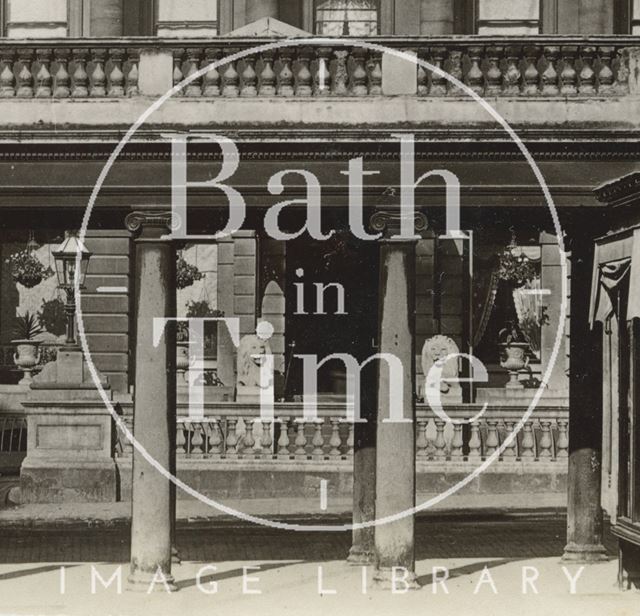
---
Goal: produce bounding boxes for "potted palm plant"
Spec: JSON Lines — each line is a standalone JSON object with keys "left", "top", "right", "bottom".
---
{"left": 12, "top": 311, "right": 43, "bottom": 384}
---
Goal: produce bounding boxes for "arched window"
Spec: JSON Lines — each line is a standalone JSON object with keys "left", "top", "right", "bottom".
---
{"left": 315, "top": 0, "right": 380, "bottom": 35}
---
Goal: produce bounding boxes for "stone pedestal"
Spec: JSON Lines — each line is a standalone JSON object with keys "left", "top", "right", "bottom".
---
{"left": 20, "top": 348, "right": 115, "bottom": 504}
{"left": 125, "top": 211, "right": 177, "bottom": 591}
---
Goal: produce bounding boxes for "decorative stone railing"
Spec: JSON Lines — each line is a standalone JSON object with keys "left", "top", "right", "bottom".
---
{"left": 115, "top": 402, "right": 569, "bottom": 466}
{"left": 0, "top": 36, "right": 637, "bottom": 100}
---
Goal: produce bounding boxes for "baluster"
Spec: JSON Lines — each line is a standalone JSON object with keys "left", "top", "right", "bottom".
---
{"left": 90, "top": 49, "right": 107, "bottom": 97}
{"left": 185, "top": 48, "right": 203, "bottom": 97}
{"left": 72, "top": 48, "right": 89, "bottom": 97}
{"left": 261, "top": 420, "right": 273, "bottom": 459}
{"left": 332, "top": 49, "right": 349, "bottom": 95}
{"left": 521, "top": 421, "right": 535, "bottom": 459}
{"left": 312, "top": 419, "right": 325, "bottom": 460}
{"left": 503, "top": 46, "right": 522, "bottom": 96}
{"left": 597, "top": 46, "right": 615, "bottom": 95}
{"left": 522, "top": 45, "right": 540, "bottom": 95}
{"left": 277, "top": 49, "right": 294, "bottom": 96}
{"left": 176, "top": 420, "right": 187, "bottom": 456}
{"left": 295, "top": 47, "right": 313, "bottom": 96}
{"left": 347, "top": 423, "right": 354, "bottom": 457}
{"left": 0, "top": 50, "right": 15, "bottom": 97}
{"left": 191, "top": 422, "right": 204, "bottom": 456}
{"left": 451, "top": 424, "right": 464, "bottom": 460}
{"left": 53, "top": 49, "right": 71, "bottom": 98}
{"left": 578, "top": 46, "right": 596, "bottom": 95}
{"left": 351, "top": 47, "right": 368, "bottom": 96}
{"left": 615, "top": 48, "right": 630, "bottom": 95}
{"left": 259, "top": 49, "right": 276, "bottom": 96}
{"left": 560, "top": 46, "right": 578, "bottom": 96}
{"left": 434, "top": 419, "right": 447, "bottom": 460}
{"left": 294, "top": 419, "right": 308, "bottom": 460}
{"left": 314, "top": 47, "right": 332, "bottom": 96}
{"left": 447, "top": 48, "right": 463, "bottom": 96}
{"left": 416, "top": 419, "right": 429, "bottom": 459}
{"left": 241, "top": 55, "right": 258, "bottom": 97}
{"left": 16, "top": 49, "right": 34, "bottom": 98}
{"left": 107, "top": 49, "right": 125, "bottom": 97}
{"left": 226, "top": 418, "right": 239, "bottom": 459}
{"left": 416, "top": 49, "right": 428, "bottom": 96}
{"left": 485, "top": 420, "right": 499, "bottom": 456}
{"left": 502, "top": 421, "right": 517, "bottom": 459}
{"left": 243, "top": 418, "right": 255, "bottom": 458}
{"left": 556, "top": 419, "right": 569, "bottom": 458}
{"left": 368, "top": 50, "right": 382, "bottom": 95}
{"left": 468, "top": 422, "right": 482, "bottom": 461}
{"left": 208, "top": 418, "right": 222, "bottom": 458}
{"left": 277, "top": 417, "right": 291, "bottom": 459}
{"left": 485, "top": 46, "right": 503, "bottom": 96}
{"left": 538, "top": 420, "right": 553, "bottom": 459}
{"left": 202, "top": 48, "right": 221, "bottom": 96}
{"left": 429, "top": 46, "right": 447, "bottom": 96}
{"left": 466, "top": 45, "right": 484, "bottom": 95}
{"left": 172, "top": 48, "right": 185, "bottom": 96}
{"left": 222, "top": 55, "right": 240, "bottom": 97}
{"left": 329, "top": 418, "right": 342, "bottom": 459}
{"left": 541, "top": 46, "right": 559, "bottom": 96}
{"left": 125, "top": 49, "right": 139, "bottom": 97}
{"left": 35, "top": 48, "right": 52, "bottom": 98}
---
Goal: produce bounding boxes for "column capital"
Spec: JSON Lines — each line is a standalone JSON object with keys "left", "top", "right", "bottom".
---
{"left": 370, "top": 210, "right": 428, "bottom": 240}
{"left": 125, "top": 211, "right": 175, "bottom": 239}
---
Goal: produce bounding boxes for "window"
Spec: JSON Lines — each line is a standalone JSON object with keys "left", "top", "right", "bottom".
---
{"left": 477, "top": 0, "right": 540, "bottom": 34}
{"left": 315, "top": 0, "right": 379, "bottom": 36}
{"left": 3, "top": 0, "right": 68, "bottom": 38}
{"left": 634, "top": 0, "right": 640, "bottom": 33}
{"left": 156, "top": 0, "right": 218, "bottom": 37}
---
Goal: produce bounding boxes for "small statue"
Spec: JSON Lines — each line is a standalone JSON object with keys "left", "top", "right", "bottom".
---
{"left": 236, "top": 334, "right": 273, "bottom": 402}
{"left": 420, "top": 335, "right": 462, "bottom": 402}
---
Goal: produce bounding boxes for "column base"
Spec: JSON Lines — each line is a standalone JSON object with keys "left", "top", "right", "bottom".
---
{"left": 171, "top": 546, "right": 182, "bottom": 565}
{"left": 346, "top": 545, "right": 376, "bottom": 566}
{"left": 127, "top": 570, "right": 177, "bottom": 593}
{"left": 562, "top": 541, "right": 609, "bottom": 563}
{"left": 373, "top": 567, "right": 420, "bottom": 590}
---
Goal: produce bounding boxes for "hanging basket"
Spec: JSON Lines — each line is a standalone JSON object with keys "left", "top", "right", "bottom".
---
{"left": 6, "top": 250, "right": 48, "bottom": 288}
{"left": 176, "top": 255, "right": 203, "bottom": 290}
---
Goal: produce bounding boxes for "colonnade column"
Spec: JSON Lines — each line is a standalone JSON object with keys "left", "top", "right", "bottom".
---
{"left": 125, "top": 211, "right": 177, "bottom": 590}
{"left": 371, "top": 210, "right": 426, "bottom": 588}
{"left": 563, "top": 227, "right": 607, "bottom": 563}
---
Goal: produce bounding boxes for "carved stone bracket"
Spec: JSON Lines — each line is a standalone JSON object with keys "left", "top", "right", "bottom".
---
{"left": 369, "top": 210, "right": 428, "bottom": 239}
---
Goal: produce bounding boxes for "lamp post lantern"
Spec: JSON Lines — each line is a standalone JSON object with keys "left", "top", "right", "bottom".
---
{"left": 52, "top": 232, "right": 92, "bottom": 347}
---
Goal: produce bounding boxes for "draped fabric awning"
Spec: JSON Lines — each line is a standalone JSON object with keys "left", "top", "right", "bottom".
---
{"left": 590, "top": 228, "right": 640, "bottom": 326}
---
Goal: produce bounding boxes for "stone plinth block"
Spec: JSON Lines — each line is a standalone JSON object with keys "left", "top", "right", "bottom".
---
{"left": 20, "top": 401, "right": 116, "bottom": 503}
{"left": 19, "top": 349, "right": 115, "bottom": 504}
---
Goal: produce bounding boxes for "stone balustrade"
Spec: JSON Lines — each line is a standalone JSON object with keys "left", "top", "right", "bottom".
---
{"left": 0, "top": 36, "right": 637, "bottom": 100}
{"left": 114, "top": 402, "right": 569, "bottom": 467}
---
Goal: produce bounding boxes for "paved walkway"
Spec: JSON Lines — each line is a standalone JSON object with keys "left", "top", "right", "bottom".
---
{"left": 0, "top": 515, "right": 635, "bottom": 616}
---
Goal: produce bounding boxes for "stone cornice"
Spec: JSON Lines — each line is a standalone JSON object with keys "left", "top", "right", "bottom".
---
{"left": 1, "top": 134, "right": 640, "bottom": 163}
{"left": 594, "top": 172, "right": 640, "bottom": 205}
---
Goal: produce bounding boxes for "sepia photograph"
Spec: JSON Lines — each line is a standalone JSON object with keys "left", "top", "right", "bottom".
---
{"left": 0, "top": 1, "right": 639, "bottom": 614}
